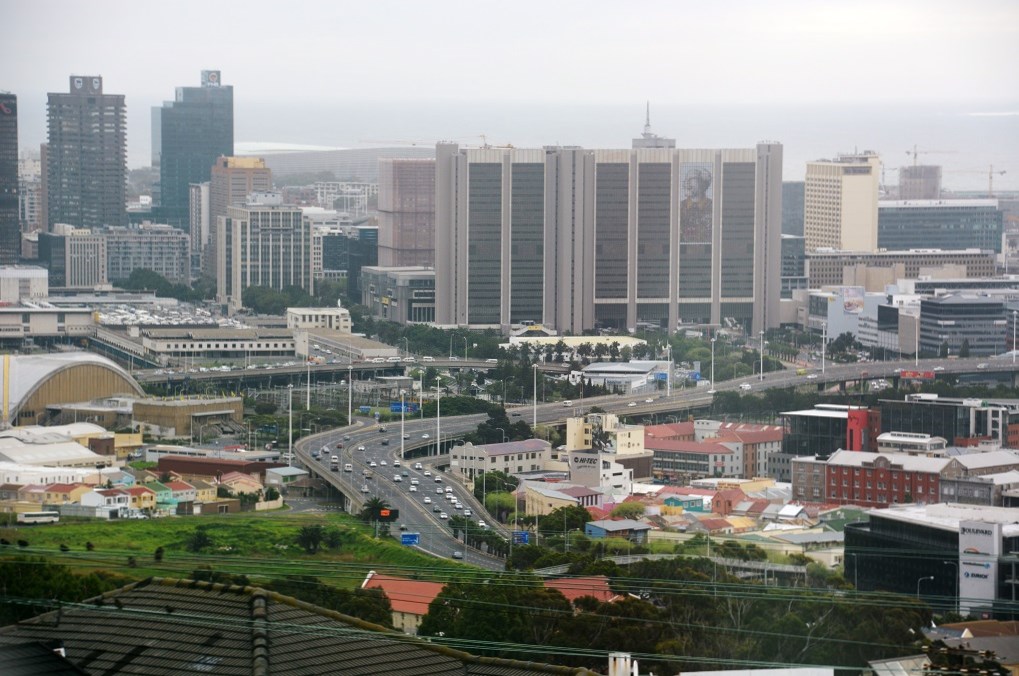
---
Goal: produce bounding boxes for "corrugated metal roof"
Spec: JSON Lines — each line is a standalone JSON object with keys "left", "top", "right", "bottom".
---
{"left": 0, "top": 578, "right": 597, "bottom": 675}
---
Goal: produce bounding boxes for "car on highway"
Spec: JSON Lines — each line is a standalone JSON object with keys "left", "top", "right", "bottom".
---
{"left": 477, "top": 520, "right": 487, "bottom": 528}
{"left": 410, "top": 478, "right": 419, "bottom": 485}
{"left": 464, "top": 509, "right": 472, "bottom": 517}
{"left": 433, "top": 505, "right": 442, "bottom": 512}
{"left": 436, "top": 487, "right": 444, "bottom": 494}
{"left": 807, "top": 374, "right": 818, "bottom": 379}
{"left": 414, "top": 462, "right": 423, "bottom": 470}
{"left": 423, "top": 470, "right": 431, "bottom": 476}
{"left": 343, "top": 435, "right": 351, "bottom": 441}
{"left": 393, "top": 460, "right": 400, "bottom": 467}
{"left": 454, "top": 503, "right": 462, "bottom": 510}
{"left": 357, "top": 445, "right": 366, "bottom": 452}
{"left": 933, "top": 366, "right": 945, "bottom": 371}
{"left": 434, "top": 476, "right": 442, "bottom": 483}
{"left": 369, "top": 461, "right": 377, "bottom": 468}
{"left": 645, "top": 398, "right": 654, "bottom": 403}
{"left": 627, "top": 402, "right": 637, "bottom": 407}
{"left": 380, "top": 426, "right": 388, "bottom": 432}
{"left": 739, "top": 383, "right": 752, "bottom": 391}
{"left": 361, "top": 485, "right": 370, "bottom": 493}
{"left": 393, "top": 475, "right": 401, "bottom": 482}
{"left": 978, "top": 363, "right": 988, "bottom": 369}
{"left": 423, "top": 496, "right": 432, "bottom": 504}
{"left": 439, "top": 512, "right": 448, "bottom": 520}
{"left": 404, "top": 434, "right": 411, "bottom": 440}
{"left": 452, "top": 550, "right": 464, "bottom": 559}
{"left": 381, "top": 438, "right": 389, "bottom": 446}
{"left": 409, "top": 485, "right": 417, "bottom": 492}
{"left": 421, "top": 433, "right": 430, "bottom": 439}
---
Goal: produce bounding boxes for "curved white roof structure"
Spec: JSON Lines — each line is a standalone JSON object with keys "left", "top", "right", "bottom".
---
{"left": 1, "top": 353, "right": 143, "bottom": 427}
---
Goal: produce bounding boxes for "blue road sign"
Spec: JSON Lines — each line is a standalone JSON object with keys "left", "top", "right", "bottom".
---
{"left": 512, "top": 531, "right": 529, "bottom": 545}
{"left": 401, "top": 532, "right": 420, "bottom": 546}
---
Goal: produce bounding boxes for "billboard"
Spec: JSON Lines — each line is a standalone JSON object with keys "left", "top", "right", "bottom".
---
{"left": 958, "top": 520, "right": 1001, "bottom": 614}
{"left": 897, "top": 370, "right": 935, "bottom": 380}
{"left": 680, "top": 163, "right": 713, "bottom": 244}
{"left": 841, "top": 287, "right": 865, "bottom": 315}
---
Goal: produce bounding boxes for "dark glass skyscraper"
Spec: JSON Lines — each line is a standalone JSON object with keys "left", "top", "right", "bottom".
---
{"left": 158, "top": 70, "right": 233, "bottom": 230}
{"left": 0, "top": 93, "right": 17, "bottom": 264}
{"left": 46, "top": 76, "right": 127, "bottom": 229}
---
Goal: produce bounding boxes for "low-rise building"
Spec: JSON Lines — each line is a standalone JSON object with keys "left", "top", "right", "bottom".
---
{"left": 584, "top": 519, "right": 651, "bottom": 543}
{"left": 285, "top": 306, "right": 352, "bottom": 333}
{"left": 123, "top": 485, "right": 156, "bottom": 512}
{"left": 449, "top": 439, "right": 551, "bottom": 483}
{"left": 43, "top": 482, "right": 92, "bottom": 505}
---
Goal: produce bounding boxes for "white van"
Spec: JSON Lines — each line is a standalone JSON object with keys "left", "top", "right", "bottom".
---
{"left": 422, "top": 356, "right": 434, "bottom": 362}
{"left": 343, "top": 463, "right": 353, "bottom": 472}
{"left": 330, "top": 455, "right": 339, "bottom": 465}
{"left": 562, "top": 400, "right": 573, "bottom": 407}
{"left": 739, "top": 383, "right": 752, "bottom": 392}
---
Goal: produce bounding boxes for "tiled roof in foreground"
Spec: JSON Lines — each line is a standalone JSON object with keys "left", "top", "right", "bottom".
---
{"left": 0, "top": 577, "right": 597, "bottom": 676}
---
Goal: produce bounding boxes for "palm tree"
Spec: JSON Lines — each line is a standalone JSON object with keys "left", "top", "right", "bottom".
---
{"left": 359, "top": 496, "right": 391, "bottom": 523}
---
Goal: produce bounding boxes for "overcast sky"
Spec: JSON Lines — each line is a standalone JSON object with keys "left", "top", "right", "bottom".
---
{"left": 6, "top": 0, "right": 1019, "bottom": 178}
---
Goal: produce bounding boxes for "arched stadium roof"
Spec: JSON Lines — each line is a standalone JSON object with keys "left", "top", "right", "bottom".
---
{"left": 1, "top": 353, "right": 143, "bottom": 426}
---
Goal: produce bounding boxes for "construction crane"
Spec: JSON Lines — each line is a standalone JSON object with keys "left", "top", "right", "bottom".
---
{"left": 944, "top": 165, "right": 1008, "bottom": 197}
{"left": 905, "top": 145, "right": 957, "bottom": 166}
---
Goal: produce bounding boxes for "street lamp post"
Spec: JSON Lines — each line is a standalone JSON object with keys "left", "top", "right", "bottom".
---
{"left": 915, "top": 314, "right": 920, "bottom": 367}
{"left": 402, "top": 337, "right": 410, "bottom": 357}
{"left": 666, "top": 343, "right": 672, "bottom": 397}
{"left": 287, "top": 384, "right": 294, "bottom": 467}
{"left": 709, "top": 337, "right": 716, "bottom": 394}
{"left": 449, "top": 334, "right": 454, "bottom": 359}
{"left": 306, "top": 360, "right": 311, "bottom": 411}
{"left": 943, "top": 561, "right": 958, "bottom": 616}
{"left": 435, "top": 380, "right": 442, "bottom": 457}
{"left": 463, "top": 336, "right": 469, "bottom": 361}
{"left": 347, "top": 365, "right": 353, "bottom": 425}
{"left": 916, "top": 575, "right": 934, "bottom": 601}
{"left": 759, "top": 330, "right": 765, "bottom": 381}
{"left": 532, "top": 364, "right": 538, "bottom": 427}
{"left": 496, "top": 428, "right": 507, "bottom": 443}
{"left": 821, "top": 321, "right": 827, "bottom": 375}
{"left": 400, "top": 389, "right": 406, "bottom": 460}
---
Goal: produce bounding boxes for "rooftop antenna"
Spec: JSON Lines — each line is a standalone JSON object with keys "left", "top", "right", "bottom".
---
{"left": 644, "top": 101, "right": 651, "bottom": 136}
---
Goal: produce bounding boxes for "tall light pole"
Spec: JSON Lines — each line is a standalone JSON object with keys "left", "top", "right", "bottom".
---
{"left": 402, "top": 337, "right": 409, "bottom": 357}
{"left": 435, "top": 379, "right": 442, "bottom": 457}
{"left": 496, "top": 428, "right": 507, "bottom": 443}
{"left": 463, "top": 336, "right": 469, "bottom": 361}
{"left": 533, "top": 364, "right": 538, "bottom": 427}
{"left": 709, "top": 337, "right": 716, "bottom": 394}
{"left": 821, "top": 321, "right": 827, "bottom": 375}
{"left": 347, "top": 364, "right": 353, "bottom": 425}
{"left": 943, "top": 561, "right": 958, "bottom": 616}
{"left": 306, "top": 360, "right": 311, "bottom": 411}
{"left": 287, "top": 384, "right": 294, "bottom": 467}
{"left": 400, "top": 389, "right": 406, "bottom": 460}
{"left": 666, "top": 343, "right": 672, "bottom": 397}
{"left": 759, "top": 330, "right": 765, "bottom": 381}
{"left": 916, "top": 575, "right": 934, "bottom": 601}
{"left": 449, "top": 334, "right": 454, "bottom": 359}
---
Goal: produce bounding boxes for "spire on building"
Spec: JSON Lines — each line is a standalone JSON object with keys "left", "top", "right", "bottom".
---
{"left": 632, "top": 102, "right": 675, "bottom": 149}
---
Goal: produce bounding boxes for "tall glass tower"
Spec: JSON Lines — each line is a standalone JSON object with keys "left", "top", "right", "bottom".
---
{"left": 158, "top": 70, "right": 233, "bottom": 230}
{"left": 0, "top": 93, "right": 17, "bottom": 264}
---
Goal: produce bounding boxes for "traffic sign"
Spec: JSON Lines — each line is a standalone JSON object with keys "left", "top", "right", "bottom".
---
{"left": 401, "top": 532, "right": 420, "bottom": 546}
{"left": 512, "top": 531, "right": 529, "bottom": 545}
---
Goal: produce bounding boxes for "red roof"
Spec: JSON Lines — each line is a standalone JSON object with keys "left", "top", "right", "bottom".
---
{"left": 164, "top": 481, "right": 194, "bottom": 491}
{"left": 698, "top": 518, "right": 732, "bottom": 531}
{"left": 544, "top": 576, "right": 620, "bottom": 604}
{"left": 125, "top": 486, "right": 155, "bottom": 496}
{"left": 44, "top": 483, "right": 84, "bottom": 493}
{"left": 644, "top": 422, "right": 696, "bottom": 439}
{"left": 586, "top": 505, "right": 610, "bottom": 520}
{"left": 362, "top": 573, "right": 445, "bottom": 617}
{"left": 644, "top": 439, "right": 733, "bottom": 454}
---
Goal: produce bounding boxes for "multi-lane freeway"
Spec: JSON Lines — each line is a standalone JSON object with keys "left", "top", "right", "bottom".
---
{"left": 291, "top": 355, "right": 1017, "bottom": 568}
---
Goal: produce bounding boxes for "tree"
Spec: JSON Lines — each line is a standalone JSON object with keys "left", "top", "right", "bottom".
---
{"left": 359, "top": 496, "right": 391, "bottom": 523}
{"left": 958, "top": 339, "right": 971, "bottom": 358}
{"left": 484, "top": 492, "right": 516, "bottom": 523}
{"left": 610, "top": 502, "right": 646, "bottom": 520}
{"left": 472, "top": 470, "right": 519, "bottom": 501}
{"left": 185, "top": 526, "right": 213, "bottom": 552}
{"left": 296, "top": 525, "right": 324, "bottom": 554}
{"left": 153, "top": 546, "right": 165, "bottom": 562}
{"left": 264, "top": 486, "right": 280, "bottom": 501}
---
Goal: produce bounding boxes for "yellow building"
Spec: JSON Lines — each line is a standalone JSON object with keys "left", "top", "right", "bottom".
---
{"left": 44, "top": 483, "right": 92, "bottom": 505}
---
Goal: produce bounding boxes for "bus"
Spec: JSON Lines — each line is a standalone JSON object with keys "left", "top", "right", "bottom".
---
{"left": 17, "top": 511, "right": 60, "bottom": 525}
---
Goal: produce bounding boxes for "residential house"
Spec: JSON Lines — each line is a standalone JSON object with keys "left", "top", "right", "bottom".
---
{"left": 362, "top": 572, "right": 446, "bottom": 635}
{"left": 124, "top": 485, "right": 157, "bottom": 512}
{"left": 0, "top": 484, "right": 21, "bottom": 502}
{"left": 142, "top": 481, "right": 176, "bottom": 513}
{"left": 188, "top": 479, "right": 217, "bottom": 503}
{"left": 44, "top": 483, "right": 92, "bottom": 505}
{"left": 219, "top": 471, "right": 264, "bottom": 496}
{"left": 164, "top": 480, "right": 197, "bottom": 515}
{"left": 711, "top": 488, "right": 747, "bottom": 516}
{"left": 584, "top": 519, "right": 651, "bottom": 543}
{"left": 543, "top": 575, "right": 623, "bottom": 606}
{"left": 17, "top": 484, "right": 47, "bottom": 504}
{"left": 80, "top": 488, "right": 131, "bottom": 517}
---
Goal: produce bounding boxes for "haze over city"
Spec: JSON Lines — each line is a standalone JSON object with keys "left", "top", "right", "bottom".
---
{"left": 7, "top": 0, "right": 1019, "bottom": 188}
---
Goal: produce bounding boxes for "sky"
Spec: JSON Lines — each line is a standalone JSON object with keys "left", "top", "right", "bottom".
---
{"left": 5, "top": 0, "right": 1019, "bottom": 186}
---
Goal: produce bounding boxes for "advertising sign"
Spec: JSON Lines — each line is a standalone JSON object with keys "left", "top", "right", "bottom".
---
{"left": 898, "top": 370, "right": 935, "bottom": 380}
{"left": 401, "top": 532, "right": 420, "bottom": 546}
{"left": 680, "top": 163, "right": 713, "bottom": 244}
{"left": 958, "top": 520, "right": 1001, "bottom": 614}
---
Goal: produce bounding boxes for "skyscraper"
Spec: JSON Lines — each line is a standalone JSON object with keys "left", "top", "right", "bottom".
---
{"left": 377, "top": 158, "right": 435, "bottom": 266}
{"left": 157, "top": 70, "right": 233, "bottom": 230}
{"left": 0, "top": 93, "right": 17, "bottom": 265}
{"left": 205, "top": 156, "right": 272, "bottom": 278}
{"left": 435, "top": 142, "right": 783, "bottom": 334}
{"left": 46, "top": 76, "right": 127, "bottom": 229}
{"left": 803, "top": 152, "right": 880, "bottom": 252}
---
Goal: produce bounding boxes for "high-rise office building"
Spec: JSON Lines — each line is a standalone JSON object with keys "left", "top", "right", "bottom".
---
{"left": 804, "top": 152, "right": 880, "bottom": 252}
{"left": 899, "top": 165, "right": 941, "bottom": 200}
{"left": 878, "top": 199, "right": 1002, "bottom": 252}
{"left": 435, "top": 142, "right": 783, "bottom": 334}
{"left": 216, "top": 194, "right": 312, "bottom": 313}
{"left": 157, "top": 70, "right": 233, "bottom": 230}
{"left": 38, "top": 224, "right": 108, "bottom": 288}
{"left": 104, "top": 223, "right": 190, "bottom": 284}
{"left": 188, "top": 182, "right": 210, "bottom": 270}
{"left": 46, "top": 76, "right": 127, "bottom": 229}
{"left": 0, "top": 93, "right": 17, "bottom": 265}
{"left": 377, "top": 158, "right": 435, "bottom": 266}
{"left": 206, "top": 156, "right": 272, "bottom": 278}
{"left": 782, "top": 181, "right": 804, "bottom": 236}
{"left": 918, "top": 295, "right": 1005, "bottom": 357}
